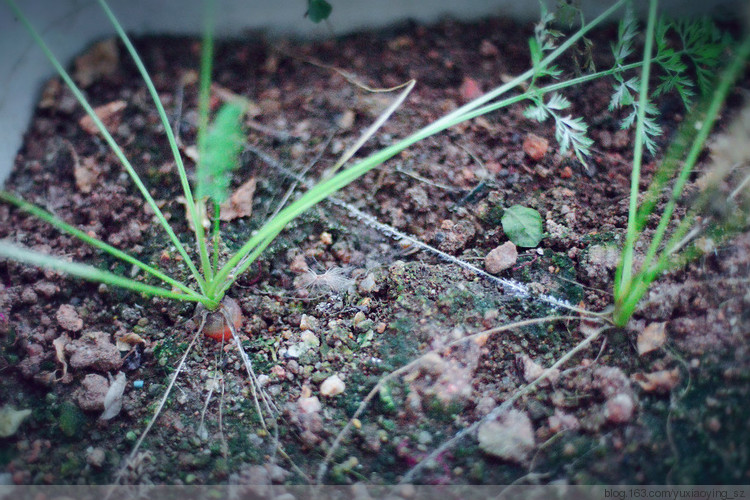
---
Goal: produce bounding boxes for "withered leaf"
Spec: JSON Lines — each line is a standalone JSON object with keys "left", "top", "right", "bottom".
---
{"left": 637, "top": 321, "right": 666, "bottom": 355}
{"left": 52, "top": 334, "right": 70, "bottom": 382}
{"left": 79, "top": 100, "right": 127, "bottom": 135}
{"left": 220, "top": 178, "right": 256, "bottom": 221}
{"left": 632, "top": 368, "right": 680, "bottom": 393}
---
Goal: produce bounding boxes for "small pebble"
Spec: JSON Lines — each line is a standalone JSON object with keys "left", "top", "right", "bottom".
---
{"left": 86, "top": 447, "right": 106, "bottom": 468}
{"left": 605, "top": 393, "right": 635, "bottom": 424}
{"left": 352, "top": 311, "right": 367, "bottom": 328}
{"left": 320, "top": 374, "right": 346, "bottom": 397}
{"left": 485, "top": 242, "right": 518, "bottom": 274}
{"left": 523, "top": 133, "right": 549, "bottom": 161}
{"left": 56, "top": 304, "right": 83, "bottom": 332}
{"left": 77, "top": 374, "right": 109, "bottom": 411}
{"left": 298, "top": 396, "right": 322, "bottom": 414}
{"left": 358, "top": 274, "right": 377, "bottom": 294}
{"left": 477, "top": 409, "right": 535, "bottom": 464}
{"left": 459, "top": 77, "right": 482, "bottom": 101}
{"left": 299, "top": 314, "right": 318, "bottom": 331}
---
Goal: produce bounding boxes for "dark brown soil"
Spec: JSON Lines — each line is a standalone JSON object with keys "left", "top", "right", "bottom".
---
{"left": 1, "top": 13, "right": 749, "bottom": 487}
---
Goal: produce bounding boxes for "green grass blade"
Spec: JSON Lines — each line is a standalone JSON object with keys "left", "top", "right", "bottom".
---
{"left": 416, "top": 0, "right": 627, "bottom": 138}
{"left": 5, "top": 0, "right": 206, "bottom": 293}
{"left": 195, "top": 0, "right": 217, "bottom": 280}
{"left": 94, "top": 0, "right": 212, "bottom": 288}
{"left": 0, "top": 191, "right": 203, "bottom": 301}
{"left": 0, "top": 241, "right": 203, "bottom": 303}
{"left": 326, "top": 79, "right": 415, "bottom": 176}
{"left": 210, "top": 0, "right": 628, "bottom": 295}
{"left": 638, "top": 34, "right": 750, "bottom": 278}
{"left": 612, "top": 33, "right": 750, "bottom": 326}
{"left": 614, "top": 0, "right": 658, "bottom": 302}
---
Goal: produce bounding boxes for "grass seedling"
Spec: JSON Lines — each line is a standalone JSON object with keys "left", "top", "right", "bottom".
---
{"left": 0, "top": 0, "right": 633, "bottom": 314}
{"left": 612, "top": 0, "right": 750, "bottom": 326}
{"left": 3, "top": 0, "right": 729, "bottom": 323}
{"left": 2, "top": 0, "right": 747, "bottom": 484}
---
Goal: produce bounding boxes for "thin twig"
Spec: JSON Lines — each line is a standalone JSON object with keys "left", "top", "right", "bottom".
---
{"left": 109, "top": 317, "right": 205, "bottom": 491}
{"left": 397, "top": 324, "right": 607, "bottom": 485}
{"left": 314, "top": 315, "right": 586, "bottom": 485}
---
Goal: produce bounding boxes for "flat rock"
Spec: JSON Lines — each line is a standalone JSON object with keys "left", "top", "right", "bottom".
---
{"left": 77, "top": 373, "right": 109, "bottom": 411}
{"left": 485, "top": 241, "right": 518, "bottom": 274}
{"left": 65, "top": 331, "right": 122, "bottom": 372}
{"left": 477, "top": 409, "right": 535, "bottom": 463}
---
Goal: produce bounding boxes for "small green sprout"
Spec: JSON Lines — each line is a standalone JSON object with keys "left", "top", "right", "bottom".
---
{"left": 1, "top": 0, "right": 741, "bottom": 334}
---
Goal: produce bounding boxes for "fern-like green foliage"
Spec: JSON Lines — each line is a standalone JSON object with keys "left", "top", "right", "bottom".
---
{"left": 523, "top": 0, "right": 729, "bottom": 161}
{"left": 524, "top": 93, "right": 594, "bottom": 164}
{"left": 609, "top": 6, "right": 729, "bottom": 154}
{"left": 196, "top": 101, "right": 247, "bottom": 204}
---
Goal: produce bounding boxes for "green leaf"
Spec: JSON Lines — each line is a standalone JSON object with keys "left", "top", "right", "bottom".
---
{"left": 196, "top": 101, "right": 247, "bottom": 204}
{"left": 501, "top": 205, "right": 544, "bottom": 247}
{"left": 546, "top": 92, "right": 570, "bottom": 111}
{"left": 612, "top": 4, "right": 638, "bottom": 64}
{"left": 524, "top": 102, "right": 548, "bottom": 122}
{"left": 307, "top": 0, "right": 332, "bottom": 23}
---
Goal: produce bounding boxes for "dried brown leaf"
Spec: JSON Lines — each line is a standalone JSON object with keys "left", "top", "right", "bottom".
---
{"left": 74, "top": 38, "right": 119, "bottom": 88}
{"left": 74, "top": 156, "right": 101, "bottom": 194}
{"left": 632, "top": 368, "right": 680, "bottom": 393}
{"left": 115, "top": 332, "right": 146, "bottom": 351}
{"left": 219, "top": 178, "right": 256, "bottom": 221}
{"left": 52, "top": 334, "right": 70, "bottom": 382}
{"left": 78, "top": 100, "right": 127, "bottom": 135}
{"left": 637, "top": 322, "right": 666, "bottom": 355}
{"left": 100, "top": 372, "right": 127, "bottom": 421}
{"left": 211, "top": 83, "right": 261, "bottom": 117}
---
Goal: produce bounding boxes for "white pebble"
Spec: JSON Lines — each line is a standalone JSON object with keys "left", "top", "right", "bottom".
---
{"left": 320, "top": 374, "right": 346, "bottom": 397}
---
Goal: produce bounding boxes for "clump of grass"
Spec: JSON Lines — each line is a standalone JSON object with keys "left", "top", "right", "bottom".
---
{"left": 612, "top": 1, "right": 750, "bottom": 326}
{"left": 4, "top": 0, "right": 726, "bottom": 323}
{"left": 2, "top": 0, "right": 747, "bottom": 484}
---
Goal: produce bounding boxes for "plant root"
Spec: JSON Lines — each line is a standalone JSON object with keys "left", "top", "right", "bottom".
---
{"left": 397, "top": 321, "right": 608, "bottom": 485}
{"left": 107, "top": 316, "right": 206, "bottom": 493}
{"left": 196, "top": 296, "right": 243, "bottom": 341}
{"left": 314, "top": 314, "right": 587, "bottom": 486}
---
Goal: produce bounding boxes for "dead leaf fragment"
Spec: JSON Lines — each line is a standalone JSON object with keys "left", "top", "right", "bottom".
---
{"left": 219, "top": 178, "right": 256, "bottom": 221}
{"left": 79, "top": 100, "right": 127, "bottom": 135}
{"left": 100, "top": 372, "right": 127, "bottom": 421}
{"left": 52, "top": 334, "right": 70, "bottom": 382}
{"left": 637, "top": 322, "right": 667, "bottom": 355}
{"left": 632, "top": 368, "right": 680, "bottom": 393}
{"left": 211, "top": 83, "right": 261, "bottom": 117}
{"left": 177, "top": 196, "right": 210, "bottom": 231}
{"left": 74, "top": 156, "right": 101, "bottom": 193}
{"left": 182, "top": 144, "right": 200, "bottom": 163}
{"left": 0, "top": 405, "right": 32, "bottom": 437}
{"left": 39, "top": 78, "right": 62, "bottom": 109}
{"left": 74, "top": 38, "right": 119, "bottom": 88}
{"left": 115, "top": 332, "right": 146, "bottom": 352}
